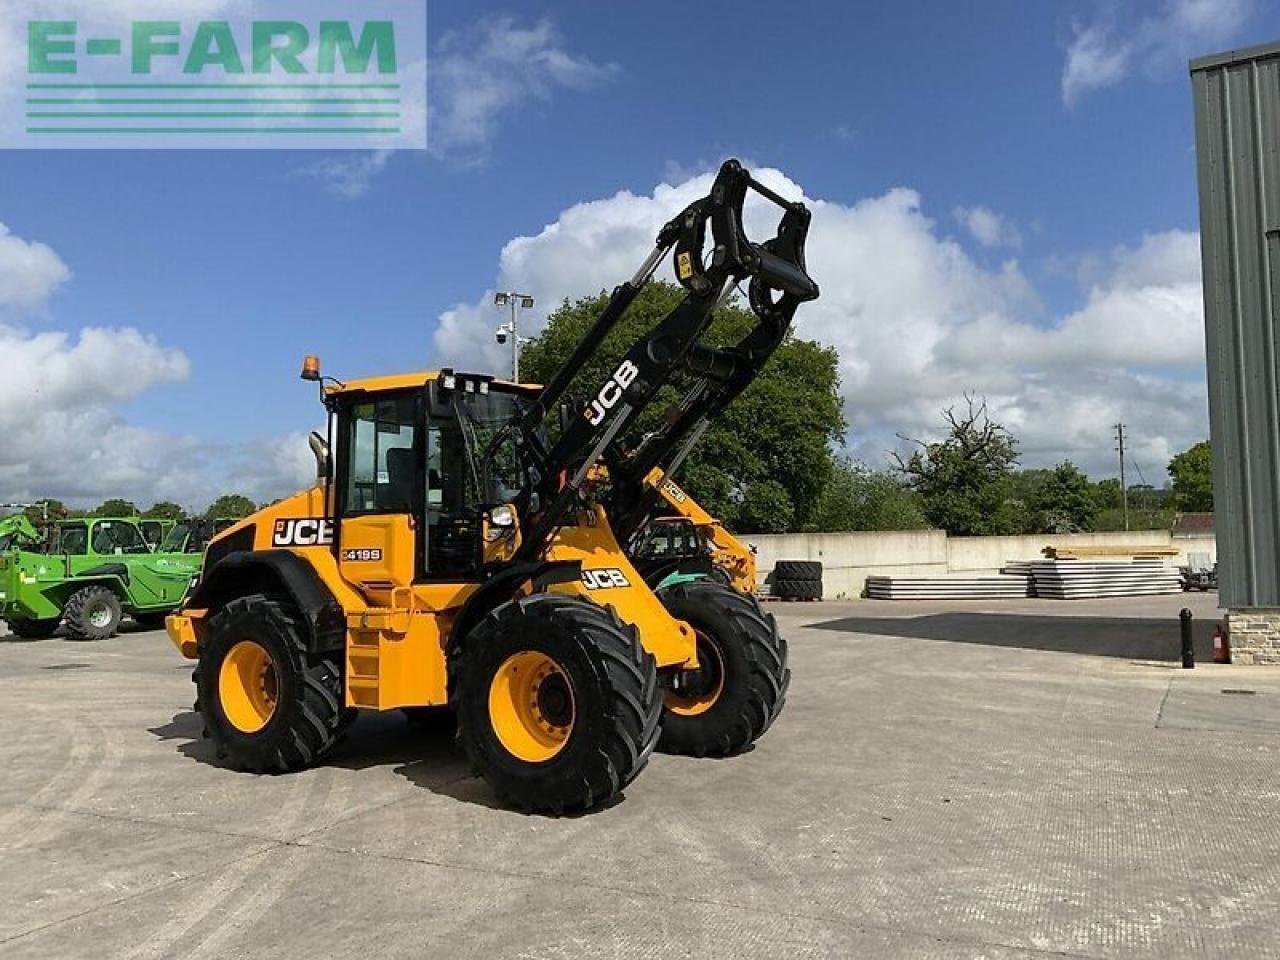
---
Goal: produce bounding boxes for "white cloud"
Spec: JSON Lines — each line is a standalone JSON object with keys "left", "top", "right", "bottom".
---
{"left": 0, "top": 323, "right": 190, "bottom": 500}
{"left": 300, "top": 17, "right": 607, "bottom": 195}
{"left": 296, "top": 55, "right": 428, "bottom": 197}
{"left": 430, "top": 16, "right": 619, "bottom": 159}
{"left": 0, "top": 322, "right": 319, "bottom": 509}
{"left": 0, "top": 223, "right": 71, "bottom": 310}
{"left": 954, "top": 205, "right": 1022, "bottom": 249}
{"left": 297, "top": 150, "right": 393, "bottom": 198}
{"left": 429, "top": 165, "right": 1207, "bottom": 479}
{"left": 0, "top": 219, "right": 317, "bottom": 510}
{"left": 1062, "top": 0, "right": 1255, "bottom": 105}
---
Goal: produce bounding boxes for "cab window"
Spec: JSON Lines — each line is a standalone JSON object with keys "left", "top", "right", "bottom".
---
{"left": 91, "top": 521, "right": 150, "bottom": 555}
{"left": 58, "top": 526, "right": 88, "bottom": 555}
{"left": 345, "top": 395, "right": 419, "bottom": 514}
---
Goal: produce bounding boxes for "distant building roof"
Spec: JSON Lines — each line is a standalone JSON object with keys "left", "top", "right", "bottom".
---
{"left": 1171, "top": 512, "right": 1215, "bottom": 536}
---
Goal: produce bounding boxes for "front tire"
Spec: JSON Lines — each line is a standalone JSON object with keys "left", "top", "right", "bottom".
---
{"left": 6, "top": 617, "right": 60, "bottom": 639}
{"left": 656, "top": 580, "right": 789, "bottom": 757}
{"left": 63, "top": 586, "right": 122, "bottom": 640}
{"left": 195, "top": 594, "right": 345, "bottom": 774}
{"left": 453, "top": 594, "right": 661, "bottom": 814}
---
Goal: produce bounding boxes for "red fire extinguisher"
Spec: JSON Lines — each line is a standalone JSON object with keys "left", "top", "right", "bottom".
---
{"left": 1213, "top": 623, "right": 1231, "bottom": 664}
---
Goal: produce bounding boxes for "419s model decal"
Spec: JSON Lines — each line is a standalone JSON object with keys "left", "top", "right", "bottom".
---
{"left": 342, "top": 548, "right": 383, "bottom": 562}
{"left": 272, "top": 518, "right": 334, "bottom": 547}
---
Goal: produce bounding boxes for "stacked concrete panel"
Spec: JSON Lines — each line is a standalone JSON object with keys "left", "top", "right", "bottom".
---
{"left": 1027, "top": 558, "right": 1182, "bottom": 599}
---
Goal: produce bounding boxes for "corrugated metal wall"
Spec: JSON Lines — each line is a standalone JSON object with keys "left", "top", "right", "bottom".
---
{"left": 1192, "top": 42, "right": 1280, "bottom": 608}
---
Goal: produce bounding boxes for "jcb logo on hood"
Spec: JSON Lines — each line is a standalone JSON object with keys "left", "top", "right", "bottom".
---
{"left": 585, "top": 359, "right": 640, "bottom": 426}
{"left": 581, "top": 567, "right": 630, "bottom": 590}
{"left": 272, "top": 518, "right": 333, "bottom": 547}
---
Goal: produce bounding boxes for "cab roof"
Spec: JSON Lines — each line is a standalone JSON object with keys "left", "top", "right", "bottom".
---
{"left": 323, "top": 370, "right": 539, "bottom": 397}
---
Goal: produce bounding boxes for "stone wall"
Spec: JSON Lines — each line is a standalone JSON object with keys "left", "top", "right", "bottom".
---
{"left": 1226, "top": 609, "right": 1280, "bottom": 664}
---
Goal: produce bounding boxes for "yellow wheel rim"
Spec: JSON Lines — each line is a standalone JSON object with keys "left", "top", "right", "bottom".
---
{"left": 665, "top": 631, "right": 725, "bottom": 717}
{"left": 219, "top": 640, "right": 279, "bottom": 734}
{"left": 488, "top": 650, "right": 575, "bottom": 763}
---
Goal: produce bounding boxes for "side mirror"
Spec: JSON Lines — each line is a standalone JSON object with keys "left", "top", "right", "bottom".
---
{"left": 308, "top": 432, "right": 330, "bottom": 482}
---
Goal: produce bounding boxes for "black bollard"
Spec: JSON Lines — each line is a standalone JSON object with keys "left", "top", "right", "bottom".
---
{"left": 1180, "top": 608, "right": 1195, "bottom": 669}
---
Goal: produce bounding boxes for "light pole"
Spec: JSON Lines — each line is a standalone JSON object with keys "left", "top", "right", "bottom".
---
{"left": 494, "top": 292, "right": 535, "bottom": 382}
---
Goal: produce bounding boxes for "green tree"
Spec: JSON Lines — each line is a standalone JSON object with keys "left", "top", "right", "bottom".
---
{"left": 143, "top": 501, "right": 186, "bottom": 522}
{"left": 1030, "top": 461, "right": 1098, "bottom": 533}
{"left": 22, "top": 499, "right": 73, "bottom": 524}
{"left": 520, "top": 281, "right": 846, "bottom": 533}
{"left": 92, "top": 498, "right": 138, "bottom": 517}
{"left": 205, "top": 494, "right": 257, "bottom": 519}
{"left": 1091, "top": 477, "right": 1124, "bottom": 512}
{"left": 736, "top": 479, "right": 795, "bottom": 534}
{"left": 813, "top": 457, "right": 928, "bottom": 531}
{"left": 893, "top": 397, "right": 1021, "bottom": 536}
{"left": 1168, "top": 441, "right": 1213, "bottom": 511}
{"left": 1004, "top": 468, "right": 1053, "bottom": 533}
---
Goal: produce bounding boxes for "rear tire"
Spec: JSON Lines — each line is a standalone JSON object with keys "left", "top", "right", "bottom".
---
{"left": 773, "top": 578, "right": 822, "bottom": 601}
{"left": 453, "top": 594, "right": 661, "bottom": 814}
{"left": 133, "top": 611, "right": 169, "bottom": 629}
{"left": 708, "top": 565, "right": 733, "bottom": 586}
{"left": 773, "top": 560, "right": 822, "bottom": 581}
{"left": 656, "top": 580, "right": 789, "bottom": 757}
{"left": 6, "top": 617, "right": 60, "bottom": 639}
{"left": 195, "top": 594, "right": 345, "bottom": 774}
{"left": 63, "top": 586, "right": 122, "bottom": 640}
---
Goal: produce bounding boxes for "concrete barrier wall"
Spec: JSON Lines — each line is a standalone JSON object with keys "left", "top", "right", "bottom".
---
{"left": 746, "top": 528, "right": 1218, "bottom": 600}
{"left": 750, "top": 530, "right": 947, "bottom": 600}
{"left": 946, "top": 530, "right": 1176, "bottom": 573}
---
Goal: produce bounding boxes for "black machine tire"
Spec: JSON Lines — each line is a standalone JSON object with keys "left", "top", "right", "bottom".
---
{"left": 772, "top": 578, "right": 822, "bottom": 601}
{"left": 453, "top": 593, "right": 661, "bottom": 814}
{"left": 133, "top": 610, "right": 170, "bottom": 629}
{"left": 773, "top": 560, "right": 822, "bottom": 581}
{"left": 63, "top": 585, "right": 123, "bottom": 640}
{"left": 655, "top": 580, "right": 789, "bottom": 757}
{"left": 195, "top": 594, "right": 345, "bottom": 774}
{"left": 708, "top": 565, "right": 733, "bottom": 586}
{"left": 6, "top": 617, "right": 60, "bottom": 639}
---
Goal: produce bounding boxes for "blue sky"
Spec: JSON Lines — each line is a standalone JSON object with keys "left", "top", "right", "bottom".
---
{"left": 1, "top": 0, "right": 1278, "bottom": 508}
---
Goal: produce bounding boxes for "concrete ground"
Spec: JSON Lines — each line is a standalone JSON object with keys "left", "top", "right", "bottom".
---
{"left": 2, "top": 590, "right": 1278, "bottom": 959}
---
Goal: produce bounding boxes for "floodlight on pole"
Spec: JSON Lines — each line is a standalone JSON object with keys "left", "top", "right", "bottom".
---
{"left": 493, "top": 291, "right": 535, "bottom": 382}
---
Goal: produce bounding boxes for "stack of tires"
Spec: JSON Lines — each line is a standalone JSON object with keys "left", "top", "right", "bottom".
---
{"left": 771, "top": 560, "right": 823, "bottom": 601}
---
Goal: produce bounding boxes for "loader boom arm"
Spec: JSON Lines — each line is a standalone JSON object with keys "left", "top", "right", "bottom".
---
{"left": 511, "top": 159, "right": 818, "bottom": 564}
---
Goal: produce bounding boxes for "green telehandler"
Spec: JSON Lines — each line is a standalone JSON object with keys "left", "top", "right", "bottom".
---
{"left": 0, "top": 516, "right": 201, "bottom": 640}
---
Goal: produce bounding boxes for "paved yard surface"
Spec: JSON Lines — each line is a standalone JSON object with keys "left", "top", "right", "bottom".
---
{"left": 2, "top": 591, "right": 1278, "bottom": 959}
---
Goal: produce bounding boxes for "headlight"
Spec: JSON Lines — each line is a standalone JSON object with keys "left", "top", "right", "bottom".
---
{"left": 485, "top": 505, "right": 516, "bottom": 542}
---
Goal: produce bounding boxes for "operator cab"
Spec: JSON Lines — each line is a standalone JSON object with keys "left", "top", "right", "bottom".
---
{"left": 629, "top": 515, "right": 718, "bottom": 586}
{"left": 320, "top": 367, "right": 539, "bottom": 583}
{"left": 53, "top": 519, "right": 151, "bottom": 557}
{"left": 634, "top": 516, "right": 709, "bottom": 561}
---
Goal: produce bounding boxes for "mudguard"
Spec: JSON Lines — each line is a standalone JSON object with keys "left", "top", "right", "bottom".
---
{"left": 187, "top": 549, "right": 346, "bottom": 654}
{"left": 449, "top": 559, "right": 582, "bottom": 653}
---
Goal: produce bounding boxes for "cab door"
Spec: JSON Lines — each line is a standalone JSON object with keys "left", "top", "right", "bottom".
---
{"left": 334, "top": 392, "right": 452, "bottom": 710}
{"left": 335, "top": 393, "right": 421, "bottom": 606}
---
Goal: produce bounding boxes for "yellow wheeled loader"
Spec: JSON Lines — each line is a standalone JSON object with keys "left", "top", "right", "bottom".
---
{"left": 166, "top": 159, "right": 818, "bottom": 812}
{"left": 629, "top": 468, "right": 759, "bottom": 594}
